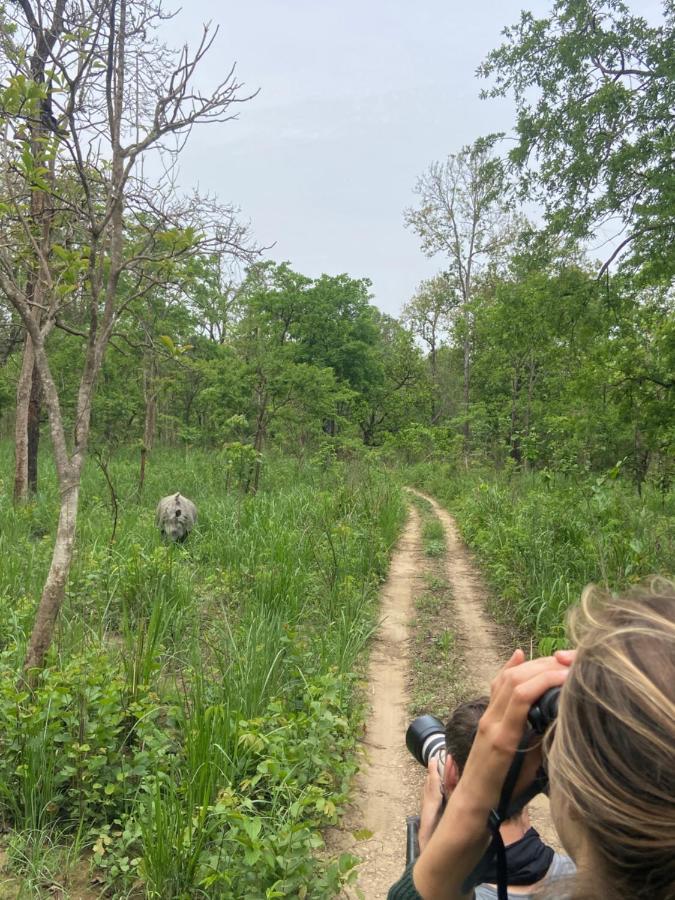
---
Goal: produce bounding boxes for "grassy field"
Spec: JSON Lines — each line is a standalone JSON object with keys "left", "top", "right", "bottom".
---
{"left": 0, "top": 443, "right": 405, "bottom": 898}
{"left": 406, "top": 462, "right": 674, "bottom": 650}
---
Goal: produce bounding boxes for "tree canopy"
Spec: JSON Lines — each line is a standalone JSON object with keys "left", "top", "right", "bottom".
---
{"left": 479, "top": 0, "right": 675, "bottom": 278}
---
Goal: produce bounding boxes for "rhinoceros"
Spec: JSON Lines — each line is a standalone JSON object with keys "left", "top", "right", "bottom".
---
{"left": 155, "top": 493, "right": 197, "bottom": 543}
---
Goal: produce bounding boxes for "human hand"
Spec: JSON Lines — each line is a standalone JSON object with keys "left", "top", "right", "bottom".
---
{"left": 456, "top": 649, "right": 575, "bottom": 815}
{"left": 412, "top": 650, "right": 575, "bottom": 900}
{"left": 418, "top": 752, "right": 447, "bottom": 850}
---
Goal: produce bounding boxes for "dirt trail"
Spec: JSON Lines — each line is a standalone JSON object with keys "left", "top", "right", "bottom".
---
{"left": 408, "top": 489, "right": 557, "bottom": 847}
{"left": 331, "top": 489, "right": 558, "bottom": 899}
{"left": 330, "top": 506, "right": 424, "bottom": 899}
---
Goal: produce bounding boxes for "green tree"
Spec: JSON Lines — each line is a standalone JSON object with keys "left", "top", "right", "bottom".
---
{"left": 357, "top": 314, "right": 429, "bottom": 445}
{"left": 402, "top": 273, "right": 459, "bottom": 422}
{"left": 405, "top": 137, "right": 518, "bottom": 461}
{"left": 480, "top": 0, "right": 675, "bottom": 278}
{"left": 232, "top": 263, "right": 351, "bottom": 489}
{"left": 0, "top": 0, "right": 255, "bottom": 674}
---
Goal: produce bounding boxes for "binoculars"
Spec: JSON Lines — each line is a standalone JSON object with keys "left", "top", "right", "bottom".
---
{"left": 406, "top": 687, "right": 561, "bottom": 767}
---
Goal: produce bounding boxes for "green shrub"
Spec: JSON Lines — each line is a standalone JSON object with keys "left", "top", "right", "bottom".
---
{"left": 0, "top": 647, "right": 173, "bottom": 833}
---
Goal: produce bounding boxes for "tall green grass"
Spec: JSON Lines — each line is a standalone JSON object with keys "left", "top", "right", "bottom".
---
{"left": 407, "top": 462, "right": 674, "bottom": 648}
{"left": 0, "top": 443, "right": 405, "bottom": 897}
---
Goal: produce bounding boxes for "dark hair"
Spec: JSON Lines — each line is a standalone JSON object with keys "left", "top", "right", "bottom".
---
{"left": 444, "top": 696, "right": 489, "bottom": 774}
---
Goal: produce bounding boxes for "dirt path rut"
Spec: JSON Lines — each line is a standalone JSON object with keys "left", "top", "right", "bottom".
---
{"left": 330, "top": 506, "right": 423, "bottom": 898}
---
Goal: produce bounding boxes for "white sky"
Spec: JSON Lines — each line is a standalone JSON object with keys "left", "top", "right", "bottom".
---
{"left": 158, "top": 1, "right": 661, "bottom": 315}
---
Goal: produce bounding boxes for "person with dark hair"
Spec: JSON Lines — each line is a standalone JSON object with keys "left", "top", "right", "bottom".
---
{"left": 404, "top": 697, "right": 573, "bottom": 900}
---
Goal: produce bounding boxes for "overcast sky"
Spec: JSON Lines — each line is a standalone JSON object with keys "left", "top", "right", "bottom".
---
{"left": 155, "top": 1, "right": 642, "bottom": 315}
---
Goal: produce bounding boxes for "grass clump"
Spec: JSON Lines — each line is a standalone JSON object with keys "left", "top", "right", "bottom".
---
{"left": 409, "top": 487, "right": 463, "bottom": 722}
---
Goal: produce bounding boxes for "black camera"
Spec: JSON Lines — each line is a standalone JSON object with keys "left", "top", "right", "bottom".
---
{"left": 405, "top": 713, "right": 446, "bottom": 767}
{"left": 406, "top": 687, "right": 560, "bottom": 767}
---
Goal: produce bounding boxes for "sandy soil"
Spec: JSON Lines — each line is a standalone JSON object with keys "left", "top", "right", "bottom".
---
{"left": 328, "top": 506, "right": 425, "bottom": 899}
{"left": 330, "top": 489, "right": 559, "bottom": 899}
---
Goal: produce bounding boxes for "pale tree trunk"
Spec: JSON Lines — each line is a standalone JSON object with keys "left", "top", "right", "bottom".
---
{"left": 20, "top": 327, "right": 92, "bottom": 679}
{"left": 23, "top": 470, "right": 80, "bottom": 673}
{"left": 21, "top": 0, "right": 126, "bottom": 673}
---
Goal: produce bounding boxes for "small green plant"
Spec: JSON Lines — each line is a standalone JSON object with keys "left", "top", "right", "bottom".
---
{"left": 422, "top": 518, "right": 446, "bottom": 557}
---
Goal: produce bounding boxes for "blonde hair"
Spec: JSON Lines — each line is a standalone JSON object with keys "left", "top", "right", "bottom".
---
{"left": 547, "top": 577, "right": 675, "bottom": 899}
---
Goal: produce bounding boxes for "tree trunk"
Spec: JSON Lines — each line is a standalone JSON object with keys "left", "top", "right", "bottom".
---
{"left": 245, "top": 381, "right": 267, "bottom": 494}
{"left": 14, "top": 80, "right": 56, "bottom": 501}
{"left": 523, "top": 360, "right": 537, "bottom": 472}
{"left": 462, "top": 327, "right": 471, "bottom": 468}
{"left": 509, "top": 373, "right": 522, "bottom": 466}
{"left": 13, "top": 337, "right": 35, "bottom": 503}
{"left": 23, "top": 472, "right": 80, "bottom": 676}
{"left": 139, "top": 360, "right": 157, "bottom": 494}
{"left": 245, "top": 425, "right": 265, "bottom": 495}
{"left": 27, "top": 359, "right": 42, "bottom": 493}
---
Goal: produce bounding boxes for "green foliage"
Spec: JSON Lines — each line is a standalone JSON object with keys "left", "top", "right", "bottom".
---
{"left": 0, "top": 647, "right": 171, "bottom": 833}
{"left": 479, "top": 0, "right": 675, "bottom": 277}
{"left": 422, "top": 518, "right": 446, "bottom": 558}
{"left": 0, "top": 444, "right": 405, "bottom": 896}
{"left": 131, "top": 673, "right": 361, "bottom": 899}
{"left": 408, "top": 461, "right": 674, "bottom": 649}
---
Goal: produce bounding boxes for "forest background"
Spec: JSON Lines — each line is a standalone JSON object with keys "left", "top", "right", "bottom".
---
{"left": 0, "top": 0, "right": 672, "bottom": 896}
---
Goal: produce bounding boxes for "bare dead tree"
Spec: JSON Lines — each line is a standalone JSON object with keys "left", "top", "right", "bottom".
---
{"left": 0, "top": 0, "right": 259, "bottom": 676}
{"left": 404, "top": 137, "right": 518, "bottom": 465}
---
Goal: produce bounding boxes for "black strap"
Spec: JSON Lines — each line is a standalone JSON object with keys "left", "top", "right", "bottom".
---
{"left": 487, "top": 811, "right": 508, "bottom": 900}
{"left": 461, "top": 737, "right": 547, "bottom": 899}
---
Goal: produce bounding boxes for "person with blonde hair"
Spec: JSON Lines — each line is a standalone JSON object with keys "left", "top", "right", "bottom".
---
{"left": 388, "top": 577, "right": 675, "bottom": 899}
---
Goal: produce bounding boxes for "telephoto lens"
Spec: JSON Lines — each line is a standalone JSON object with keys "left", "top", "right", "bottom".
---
{"left": 406, "top": 714, "right": 446, "bottom": 767}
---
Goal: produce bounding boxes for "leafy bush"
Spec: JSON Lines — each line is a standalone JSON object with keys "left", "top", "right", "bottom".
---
{"left": 0, "top": 647, "right": 173, "bottom": 833}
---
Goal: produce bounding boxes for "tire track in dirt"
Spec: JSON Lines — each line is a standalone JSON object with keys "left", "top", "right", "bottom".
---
{"left": 329, "top": 505, "right": 424, "bottom": 899}
{"left": 408, "top": 489, "right": 558, "bottom": 848}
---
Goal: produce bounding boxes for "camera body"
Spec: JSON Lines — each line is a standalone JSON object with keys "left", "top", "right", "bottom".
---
{"left": 406, "top": 687, "right": 560, "bottom": 767}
